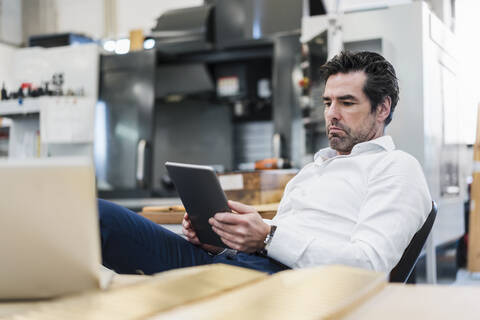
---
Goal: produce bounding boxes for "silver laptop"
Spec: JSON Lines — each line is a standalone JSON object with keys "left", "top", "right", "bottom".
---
{"left": 0, "top": 157, "right": 105, "bottom": 299}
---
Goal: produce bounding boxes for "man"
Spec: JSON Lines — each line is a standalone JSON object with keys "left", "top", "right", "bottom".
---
{"left": 99, "top": 51, "right": 431, "bottom": 275}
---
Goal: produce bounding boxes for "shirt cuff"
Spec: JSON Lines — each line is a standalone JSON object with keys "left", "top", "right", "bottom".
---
{"left": 266, "top": 226, "right": 313, "bottom": 267}
{"left": 263, "top": 219, "right": 273, "bottom": 225}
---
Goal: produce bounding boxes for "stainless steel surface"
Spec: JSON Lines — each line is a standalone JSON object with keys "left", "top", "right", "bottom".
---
{"left": 152, "top": 4, "right": 214, "bottom": 54}
{"left": 272, "top": 132, "right": 281, "bottom": 159}
{"left": 303, "top": 30, "right": 328, "bottom": 156}
{"left": 272, "top": 32, "right": 304, "bottom": 168}
{"left": 96, "top": 50, "right": 155, "bottom": 196}
{"left": 152, "top": 100, "right": 233, "bottom": 196}
{"left": 234, "top": 121, "right": 273, "bottom": 165}
{"left": 215, "top": 0, "right": 303, "bottom": 49}
{"left": 136, "top": 139, "right": 147, "bottom": 188}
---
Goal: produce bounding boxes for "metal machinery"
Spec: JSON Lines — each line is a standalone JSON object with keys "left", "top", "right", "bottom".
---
{"left": 96, "top": 0, "right": 326, "bottom": 198}
{"left": 301, "top": 2, "right": 465, "bottom": 283}
{"left": 151, "top": 0, "right": 304, "bottom": 197}
{"left": 97, "top": 51, "right": 155, "bottom": 198}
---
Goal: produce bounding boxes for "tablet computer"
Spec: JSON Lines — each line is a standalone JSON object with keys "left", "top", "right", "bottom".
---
{"left": 165, "top": 161, "right": 231, "bottom": 248}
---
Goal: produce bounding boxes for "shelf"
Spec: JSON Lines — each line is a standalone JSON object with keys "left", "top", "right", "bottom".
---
{"left": 0, "top": 100, "right": 40, "bottom": 116}
{"left": 0, "top": 97, "right": 91, "bottom": 117}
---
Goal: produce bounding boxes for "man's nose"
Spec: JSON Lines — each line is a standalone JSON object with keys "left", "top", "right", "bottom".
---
{"left": 325, "top": 102, "right": 341, "bottom": 121}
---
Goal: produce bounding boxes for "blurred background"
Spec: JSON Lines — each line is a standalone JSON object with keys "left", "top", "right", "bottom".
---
{"left": 0, "top": 0, "right": 479, "bottom": 285}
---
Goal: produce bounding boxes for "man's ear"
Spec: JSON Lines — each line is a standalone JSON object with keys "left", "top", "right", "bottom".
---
{"left": 376, "top": 96, "right": 392, "bottom": 123}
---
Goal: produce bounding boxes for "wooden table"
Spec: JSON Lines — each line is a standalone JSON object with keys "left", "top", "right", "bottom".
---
{"left": 139, "top": 203, "right": 279, "bottom": 224}
{"left": 2, "top": 264, "right": 479, "bottom": 319}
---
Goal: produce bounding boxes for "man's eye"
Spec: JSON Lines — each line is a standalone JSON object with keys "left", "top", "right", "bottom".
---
{"left": 343, "top": 101, "right": 354, "bottom": 106}
{"left": 324, "top": 102, "right": 331, "bottom": 107}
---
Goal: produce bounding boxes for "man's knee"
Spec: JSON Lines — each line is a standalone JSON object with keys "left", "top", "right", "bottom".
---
{"left": 97, "top": 199, "right": 135, "bottom": 255}
{"left": 97, "top": 199, "right": 127, "bottom": 230}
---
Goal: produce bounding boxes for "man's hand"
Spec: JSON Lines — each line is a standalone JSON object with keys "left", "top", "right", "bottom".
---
{"left": 182, "top": 213, "right": 223, "bottom": 254}
{"left": 209, "top": 200, "right": 271, "bottom": 253}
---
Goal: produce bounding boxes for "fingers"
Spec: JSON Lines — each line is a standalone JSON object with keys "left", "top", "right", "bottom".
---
{"left": 209, "top": 215, "right": 249, "bottom": 241}
{"left": 211, "top": 224, "right": 241, "bottom": 243}
{"left": 182, "top": 219, "right": 192, "bottom": 235}
{"left": 182, "top": 213, "right": 193, "bottom": 233}
{"left": 218, "top": 237, "right": 255, "bottom": 253}
{"left": 182, "top": 217, "right": 191, "bottom": 229}
{"left": 228, "top": 200, "right": 257, "bottom": 214}
{"left": 210, "top": 212, "right": 261, "bottom": 236}
{"left": 183, "top": 227, "right": 201, "bottom": 245}
{"left": 209, "top": 211, "right": 268, "bottom": 253}
{"left": 188, "top": 236, "right": 201, "bottom": 246}
{"left": 211, "top": 212, "right": 244, "bottom": 224}
{"left": 219, "top": 237, "right": 241, "bottom": 251}
{"left": 182, "top": 215, "right": 201, "bottom": 245}
{"left": 182, "top": 225, "right": 196, "bottom": 239}
{"left": 182, "top": 224, "right": 195, "bottom": 237}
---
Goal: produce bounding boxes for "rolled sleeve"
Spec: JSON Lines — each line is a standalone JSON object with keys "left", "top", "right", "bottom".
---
{"left": 266, "top": 226, "right": 314, "bottom": 267}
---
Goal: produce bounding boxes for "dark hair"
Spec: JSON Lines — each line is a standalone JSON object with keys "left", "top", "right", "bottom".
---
{"left": 319, "top": 51, "right": 399, "bottom": 126}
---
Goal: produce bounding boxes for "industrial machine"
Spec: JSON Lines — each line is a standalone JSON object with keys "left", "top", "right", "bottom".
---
{"left": 96, "top": 50, "right": 155, "bottom": 198}
{"left": 97, "top": 0, "right": 322, "bottom": 197}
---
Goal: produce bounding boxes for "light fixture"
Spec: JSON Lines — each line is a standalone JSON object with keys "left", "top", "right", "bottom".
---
{"left": 115, "top": 39, "right": 130, "bottom": 54}
{"left": 143, "top": 38, "right": 155, "bottom": 50}
{"left": 103, "top": 40, "right": 116, "bottom": 52}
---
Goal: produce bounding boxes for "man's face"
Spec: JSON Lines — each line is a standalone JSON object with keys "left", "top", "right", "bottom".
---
{"left": 323, "top": 71, "right": 384, "bottom": 155}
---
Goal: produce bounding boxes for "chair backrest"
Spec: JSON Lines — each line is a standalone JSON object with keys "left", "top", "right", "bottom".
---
{"left": 389, "top": 201, "right": 437, "bottom": 283}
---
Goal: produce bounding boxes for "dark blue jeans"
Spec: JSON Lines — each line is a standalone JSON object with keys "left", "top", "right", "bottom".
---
{"left": 98, "top": 199, "right": 289, "bottom": 275}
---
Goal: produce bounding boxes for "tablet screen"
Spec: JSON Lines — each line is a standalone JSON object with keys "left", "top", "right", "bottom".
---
{"left": 165, "top": 162, "right": 231, "bottom": 248}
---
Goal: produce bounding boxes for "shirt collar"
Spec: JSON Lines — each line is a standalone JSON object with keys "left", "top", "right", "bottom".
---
{"left": 314, "top": 135, "right": 396, "bottom": 162}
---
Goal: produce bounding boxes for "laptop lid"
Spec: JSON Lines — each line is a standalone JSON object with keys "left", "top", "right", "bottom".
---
{"left": 0, "top": 157, "right": 101, "bottom": 299}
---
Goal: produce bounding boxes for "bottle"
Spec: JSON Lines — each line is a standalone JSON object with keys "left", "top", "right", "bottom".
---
{"left": 1, "top": 83, "right": 8, "bottom": 100}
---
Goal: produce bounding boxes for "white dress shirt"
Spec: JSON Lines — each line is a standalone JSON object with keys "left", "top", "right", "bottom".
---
{"left": 266, "top": 135, "right": 432, "bottom": 273}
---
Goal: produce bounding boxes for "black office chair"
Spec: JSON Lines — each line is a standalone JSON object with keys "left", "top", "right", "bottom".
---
{"left": 389, "top": 201, "right": 437, "bottom": 283}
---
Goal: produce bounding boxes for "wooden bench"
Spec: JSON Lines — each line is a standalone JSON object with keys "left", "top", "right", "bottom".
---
{"left": 139, "top": 203, "right": 279, "bottom": 224}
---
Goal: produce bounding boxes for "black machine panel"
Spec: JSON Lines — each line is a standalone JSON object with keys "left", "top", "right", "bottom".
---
{"left": 97, "top": 51, "right": 155, "bottom": 198}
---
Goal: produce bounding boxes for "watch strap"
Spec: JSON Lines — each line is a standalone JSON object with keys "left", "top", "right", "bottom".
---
{"left": 259, "top": 225, "right": 277, "bottom": 255}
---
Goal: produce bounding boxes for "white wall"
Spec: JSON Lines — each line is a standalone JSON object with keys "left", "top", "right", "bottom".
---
{"left": 22, "top": 0, "right": 57, "bottom": 45}
{"left": 54, "top": 0, "right": 202, "bottom": 40}
{"left": 322, "top": 0, "right": 453, "bottom": 28}
{"left": 456, "top": 0, "right": 480, "bottom": 144}
{"left": 12, "top": 43, "right": 99, "bottom": 98}
{"left": 1, "top": 0, "right": 22, "bottom": 45}
{"left": 55, "top": 0, "right": 105, "bottom": 39}
{"left": 0, "top": 43, "right": 15, "bottom": 89}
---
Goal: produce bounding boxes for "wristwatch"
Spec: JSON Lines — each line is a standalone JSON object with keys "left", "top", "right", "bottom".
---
{"left": 259, "top": 225, "right": 277, "bottom": 256}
